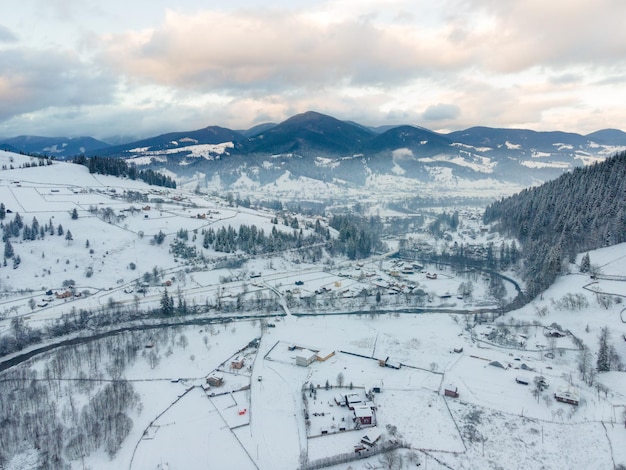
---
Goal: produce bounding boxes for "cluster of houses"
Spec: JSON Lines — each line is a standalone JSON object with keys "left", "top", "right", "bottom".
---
{"left": 332, "top": 392, "right": 376, "bottom": 428}
{"left": 38, "top": 288, "right": 78, "bottom": 307}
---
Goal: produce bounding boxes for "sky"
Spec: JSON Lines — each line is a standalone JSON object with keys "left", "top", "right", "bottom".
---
{"left": 1, "top": 0, "right": 625, "bottom": 142}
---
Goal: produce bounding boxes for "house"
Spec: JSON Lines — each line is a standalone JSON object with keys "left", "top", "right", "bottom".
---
{"left": 444, "top": 384, "right": 459, "bottom": 398}
{"left": 206, "top": 374, "right": 224, "bottom": 387}
{"left": 231, "top": 356, "right": 244, "bottom": 369}
{"left": 554, "top": 387, "right": 579, "bottom": 406}
{"left": 295, "top": 349, "right": 317, "bottom": 367}
{"left": 316, "top": 350, "right": 335, "bottom": 362}
{"left": 353, "top": 406, "right": 374, "bottom": 426}
{"left": 360, "top": 427, "right": 382, "bottom": 446}
{"left": 55, "top": 290, "right": 72, "bottom": 299}
{"left": 334, "top": 394, "right": 346, "bottom": 406}
{"left": 345, "top": 393, "right": 362, "bottom": 409}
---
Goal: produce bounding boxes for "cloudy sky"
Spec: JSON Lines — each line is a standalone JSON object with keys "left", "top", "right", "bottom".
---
{"left": 1, "top": 0, "right": 625, "bottom": 141}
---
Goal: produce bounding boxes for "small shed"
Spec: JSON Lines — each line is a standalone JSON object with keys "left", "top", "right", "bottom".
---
{"left": 361, "top": 427, "right": 382, "bottom": 446}
{"left": 296, "top": 349, "right": 317, "bottom": 367}
{"left": 444, "top": 384, "right": 459, "bottom": 398}
{"left": 515, "top": 376, "right": 530, "bottom": 385}
{"left": 488, "top": 360, "right": 506, "bottom": 369}
{"left": 353, "top": 406, "right": 373, "bottom": 426}
{"left": 453, "top": 346, "right": 464, "bottom": 353}
{"left": 206, "top": 374, "right": 224, "bottom": 387}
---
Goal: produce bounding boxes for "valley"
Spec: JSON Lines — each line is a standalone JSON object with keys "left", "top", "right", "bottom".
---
{"left": 0, "top": 150, "right": 625, "bottom": 470}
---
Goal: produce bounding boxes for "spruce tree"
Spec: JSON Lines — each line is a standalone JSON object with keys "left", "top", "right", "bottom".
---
{"left": 597, "top": 327, "right": 610, "bottom": 372}
{"left": 4, "top": 239, "right": 14, "bottom": 259}
{"left": 580, "top": 253, "right": 591, "bottom": 273}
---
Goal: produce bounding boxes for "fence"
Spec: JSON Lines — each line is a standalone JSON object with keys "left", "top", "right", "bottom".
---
{"left": 300, "top": 440, "right": 406, "bottom": 470}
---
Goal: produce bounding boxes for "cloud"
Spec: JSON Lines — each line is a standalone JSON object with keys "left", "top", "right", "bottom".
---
{"left": 0, "top": 25, "right": 18, "bottom": 43}
{"left": 99, "top": 8, "right": 474, "bottom": 92}
{"left": 2, "top": 0, "right": 626, "bottom": 137}
{"left": 447, "top": 0, "right": 626, "bottom": 72}
{"left": 422, "top": 103, "right": 460, "bottom": 121}
{"left": 0, "top": 47, "right": 117, "bottom": 123}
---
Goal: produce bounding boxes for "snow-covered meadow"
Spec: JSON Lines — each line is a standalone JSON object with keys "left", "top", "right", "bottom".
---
{"left": 0, "top": 151, "right": 625, "bottom": 469}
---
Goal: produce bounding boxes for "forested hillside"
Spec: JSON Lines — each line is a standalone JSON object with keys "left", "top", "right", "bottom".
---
{"left": 484, "top": 150, "right": 626, "bottom": 298}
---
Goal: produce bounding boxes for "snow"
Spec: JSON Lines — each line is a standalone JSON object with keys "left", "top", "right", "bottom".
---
{"left": 1, "top": 150, "right": 626, "bottom": 469}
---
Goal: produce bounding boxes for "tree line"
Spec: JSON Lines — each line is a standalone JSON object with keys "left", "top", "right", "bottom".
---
{"left": 73, "top": 156, "right": 177, "bottom": 188}
{"left": 484, "top": 150, "right": 626, "bottom": 298}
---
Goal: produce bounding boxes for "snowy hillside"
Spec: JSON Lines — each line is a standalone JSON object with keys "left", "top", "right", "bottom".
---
{"left": 0, "top": 150, "right": 624, "bottom": 470}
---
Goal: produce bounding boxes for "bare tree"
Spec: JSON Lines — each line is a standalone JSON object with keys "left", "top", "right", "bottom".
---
{"left": 336, "top": 372, "right": 345, "bottom": 387}
{"left": 379, "top": 449, "right": 401, "bottom": 469}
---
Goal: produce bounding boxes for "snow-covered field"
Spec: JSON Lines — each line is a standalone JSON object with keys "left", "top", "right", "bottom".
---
{"left": 0, "top": 150, "right": 625, "bottom": 469}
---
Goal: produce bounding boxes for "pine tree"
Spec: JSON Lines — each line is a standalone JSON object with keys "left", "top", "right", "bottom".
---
{"left": 71, "top": 208, "right": 79, "bottom": 220}
{"left": 580, "top": 253, "right": 591, "bottom": 273}
{"left": 597, "top": 327, "right": 610, "bottom": 372}
{"left": 160, "top": 287, "right": 173, "bottom": 316}
{"left": 4, "top": 239, "right": 14, "bottom": 259}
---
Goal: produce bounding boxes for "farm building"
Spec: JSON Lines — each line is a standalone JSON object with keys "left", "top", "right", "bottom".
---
{"left": 353, "top": 406, "right": 374, "bottom": 426}
{"left": 554, "top": 387, "right": 579, "bottom": 406}
{"left": 361, "top": 427, "right": 382, "bottom": 447}
{"left": 444, "top": 384, "right": 459, "bottom": 398}
{"left": 345, "top": 393, "right": 362, "bottom": 409}
{"left": 206, "top": 374, "right": 224, "bottom": 387}
{"left": 316, "top": 350, "right": 335, "bottom": 362}
{"left": 296, "top": 350, "right": 317, "bottom": 367}
{"left": 231, "top": 356, "right": 245, "bottom": 369}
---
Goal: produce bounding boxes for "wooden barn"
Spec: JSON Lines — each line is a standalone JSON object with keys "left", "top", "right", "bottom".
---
{"left": 206, "top": 374, "right": 224, "bottom": 387}
{"left": 444, "top": 384, "right": 459, "bottom": 398}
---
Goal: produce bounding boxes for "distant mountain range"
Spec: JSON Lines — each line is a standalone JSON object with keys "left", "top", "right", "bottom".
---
{"left": 2, "top": 111, "right": 626, "bottom": 188}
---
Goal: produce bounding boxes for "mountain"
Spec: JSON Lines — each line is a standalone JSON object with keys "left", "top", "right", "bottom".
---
{"left": 585, "top": 128, "right": 626, "bottom": 146}
{"left": 89, "top": 126, "right": 245, "bottom": 157}
{"left": 237, "top": 122, "right": 277, "bottom": 138}
{"left": 0, "top": 136, "right": 111, "bottom": 158}
{"left": 446, "top": 126, "right": 591, "bottom": 150}
{"left": 3, "top": 113, "right": 626, "bottom": 202}
{"left": 236, "top": 111, "right": 374, "bottom": 155}
{"left": 368, "top": 125, "right": 452, "bottom": 155}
